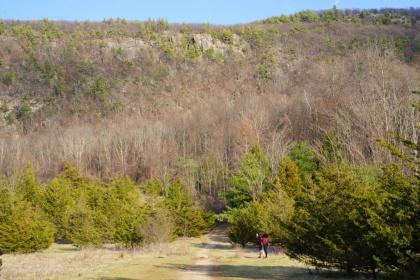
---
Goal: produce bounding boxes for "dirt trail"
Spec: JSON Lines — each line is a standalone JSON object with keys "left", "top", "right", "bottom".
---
{"left": 178, "top": 224, "right": 229, "bottom": 280}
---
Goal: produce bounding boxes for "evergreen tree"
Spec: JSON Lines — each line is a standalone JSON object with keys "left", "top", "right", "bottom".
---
{"left": 288, "top": 142, "right": 319, "bottom": 178}
{"left": 226, "top": 145, "right": 271, "bottom": 207}
{"left": 377, "top": 90, "right": 420, "bottom": 278}
{"left": 281, "top": 163, "right": 415, "bottom": 278}
{"left": 228, "top": 202, "right": 268, "bottom": 247}
{"left": 41, "top": 178, "right": 74, "bottom": 239}
{"left": 67, "top": 207, "right": 101, "bottom": 247}
{"left": 108, "top": 177, "right": 145, "bottom": 247}
{"left": 164, "top": 181, "right": 207, "bottom": 237}
{"left": 276, "top": 156, "right": 303, "bottom": 198}
{"left": 0, "top": 200, "right": 54, "bottom": 254}
{"left": 15, "top": 165, "right": 42, "bottom": 206}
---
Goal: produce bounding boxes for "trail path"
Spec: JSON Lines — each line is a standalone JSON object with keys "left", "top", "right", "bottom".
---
{"left": 179, "top": 239, "right": 214, "bottom": 280}
{"left": 178, "top": 225, "right": 228, "bottom": 280}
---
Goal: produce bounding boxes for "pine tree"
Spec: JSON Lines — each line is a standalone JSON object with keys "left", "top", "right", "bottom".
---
{"left": 41, "top": 178, "right": 74, "bottom": 239}
{"left": 276, "top": 156, "right": 303, "bottom": 198}
{"left": 288, "top": 142, "right": 319, "bottom": 178}
{"left": 164, "top": 181, "right": 207, "bottom": 237}
{"left": 67, "top": 207, "right": 101, "bottom": 248}
{"left": 281, "top": 164, "right": 394, "bottom": 277}
{"left": 226, "top": 145, "right": 271, "bottom": 207}
{"left": 15, "top": 165, "right": 42, "bottom": 206}
{"left": 0, "top": 201, "right": 54, "bottom": 254}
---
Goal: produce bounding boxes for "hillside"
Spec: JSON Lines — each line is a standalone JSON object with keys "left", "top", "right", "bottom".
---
{"left": 0, "top": 8, "right": 419, "bottom": 183}
{"left": 1, "top": 8, "right": 420, "bottom": 279}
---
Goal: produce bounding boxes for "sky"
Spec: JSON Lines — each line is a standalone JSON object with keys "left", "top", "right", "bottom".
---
{"left": 0, "top": 0, "right": 419, "bottom": 25}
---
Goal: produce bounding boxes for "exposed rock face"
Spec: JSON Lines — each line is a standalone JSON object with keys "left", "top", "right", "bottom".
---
{"left": 192, "top": 33, "right": 243, "bottom": 54}
{"left": 105, "top": 38, "right": 147, "bottom": 60}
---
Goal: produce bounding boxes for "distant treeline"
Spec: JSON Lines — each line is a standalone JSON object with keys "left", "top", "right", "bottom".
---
{"left": 262, "top": 6, "right": 420, "bottom": 24}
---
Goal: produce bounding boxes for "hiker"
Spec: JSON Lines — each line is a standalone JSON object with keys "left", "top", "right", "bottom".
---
{"left": 256, "top": 233, "right": 263, "bottom": 258}
{"left": 261, "top": 233, "right": 269, "bottom": 258}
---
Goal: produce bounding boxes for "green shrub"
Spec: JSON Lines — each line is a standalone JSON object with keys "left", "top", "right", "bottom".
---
{"left": 142, "top": 178, "right": 167, "bottom": 196}
{"left": 240, "top": 27, "right": 267, "bottom": 50}
{"left": 256, "top": 63, "right": 272, "bottom": 80}
{"left": 67, "top": 208, "right": 101, "bottom": 247}
{"left": 41, "top": 178, "right": 74, "bottom": 239}
{"left": 288, "top": 142, "right": 319, "bottom": 177}
{"left": 0, "top": 22, "right": 5, "bottom": 35}
{"left": 280, "top": 163, "right": 418, "bottom": 278}
{"left": 226, "top": 166, "right": 294, "bottom": 247}
{"left": 263, "top": 15, "right": 291, "bottom": 24}
{"left": 379, "top": 13, "right": 392, "bottom": 25}
{"left": 204, "top": 47, "right": 223, "bottom": 63}
{"left": 215, "top": 29, "right": 234, "bottom": 45}
{"left": 140, "top": 207, "right": 175, "bottom": 244}
{"left": 107, "top": 177, "right": 145, "bottom": 247}
{"left": 15, "top": 103, "right": 32, "bottom": 121}
{"left": 295, "top": 10, "right": 319, "bottom": 22}
{"left": 164, "top": 181, "right": 208, "bottom": 237}
{"left": 2, "top": 72, "right": 14, "bottom": 86}
{"left": 90, "top": 76, "right": 107, "bottom": 102}
{"left": 275, "top": 156, "right": 303, "bottom": 198}
{"left": 0, "top": 201, "right": 54, "bottom": 254}
{"left": 15, "top": 165, "right": 42, "bottom": 205}
{"left": 228, "top": 202, "right": 267, "bottom": 247}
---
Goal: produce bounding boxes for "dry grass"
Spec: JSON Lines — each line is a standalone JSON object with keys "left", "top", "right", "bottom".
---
{"left": 0, "top": 233, "right": 369, "bottom": 280}
{"left": 0, "top": 239, "right": 195, "bottom": 280}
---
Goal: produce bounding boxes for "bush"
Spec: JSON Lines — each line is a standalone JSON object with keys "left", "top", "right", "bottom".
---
{"left": 67, "top": 208, "right": 101, "bottom": 247}
{"left": 0, "top": 22, "right": 5, "bottom": 35}
{"left": 288, "top": 142, "right": 319, "bottom": 178}
{"left": 379, "top": 13, "right": 392, "bottom": 25}
{"left": 204, "top": 47, "right": 223, "bottom": 63}
{"left": 256, "top": 63, "right": 272, "bottom": 80}
{"left": 0, "top": 162, "right": 214, "bottom": 252}
{"left": 0, "top": 201, "right": 54, "bottom": 254}
{"left": 140, "top": 207, "right": 175, "bottom": 245}
{"left": 2, "top": 72, "right": 14, "bottom": 86}
{"left": 216, "top": 29, "right": 234, "bottom": 45}
{"left": 263, "top": 15, "right": 291, "bottom": 24}
{"left": 295, "top": 10, "right": 319, "bottom": 22}
{"left": 90, "top": 76, "right": 107, "bottom": 102}
{"left": 228, "top": 202, "right": 267, "bottom": 247}
{"left": 228, "top": 189, "right": 293, "bottom": 247}
{"left": 41, "top": 178, "right": 74, "bottom": 239}
{"left": 108, "top": 177, "right": 145, "bottom": 247}
{"left": 16, "top": 165, "right": 42, "bottom": 206}
{"left": 164, "top": 180, "right": 208, "bottom": 237}
{"left": 280, "top": 163, "right": 419, "bottom": 278}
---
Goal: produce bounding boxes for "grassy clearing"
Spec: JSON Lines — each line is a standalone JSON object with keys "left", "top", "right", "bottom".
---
{"left": 0, "top": 229, "right": 364, "bottom": 280}
{"left": 173, "top": 230, "right": 364, "bottom": 280}
{"left": 0, "top": 238, "right": 197, "bottom": 280}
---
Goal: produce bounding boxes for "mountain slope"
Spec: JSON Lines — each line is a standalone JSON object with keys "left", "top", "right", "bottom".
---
{"left": 0, "top": 10, "right": 419, "bottom": 181}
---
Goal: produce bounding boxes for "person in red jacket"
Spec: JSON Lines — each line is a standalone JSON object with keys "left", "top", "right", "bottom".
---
{"left": 256, "top": 233, "right": 263, "bottom": 258}
{"left": 261, "top": 233, "right": 269, "bottom": 258}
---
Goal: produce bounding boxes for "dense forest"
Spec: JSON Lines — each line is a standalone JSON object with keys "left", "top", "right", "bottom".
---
{"left": 0, "top": 7, "right": 419, "bottom": 279}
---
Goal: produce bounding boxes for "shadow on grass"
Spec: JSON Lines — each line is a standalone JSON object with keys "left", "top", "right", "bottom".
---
{"left": 97, "top": 277, "right": 136, "bottom": 280}
{"left": 162, "top": 264, "right": 363, "bottom": 280}
{"left": 194, "top": 242, "right": 233, "bottom": 250}
{"left": 163, "top": 264, "right": 306, "bottom": 279}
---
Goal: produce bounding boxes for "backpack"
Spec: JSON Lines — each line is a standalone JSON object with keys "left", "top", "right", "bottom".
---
{"left": 262, "top": 236, "right": 269, "bottom": 245}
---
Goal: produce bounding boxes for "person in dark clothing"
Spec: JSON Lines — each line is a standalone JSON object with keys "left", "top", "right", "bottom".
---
{"left": 256, "top": 233, "right": 263, "bottom": 258}
{"left": 261, "top": 233, "right": 269, "bottom": 258}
